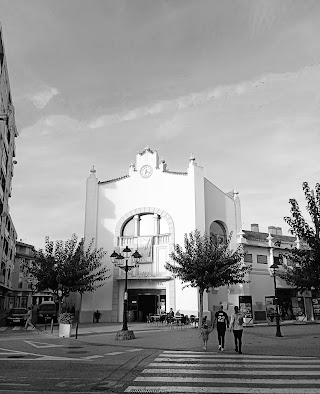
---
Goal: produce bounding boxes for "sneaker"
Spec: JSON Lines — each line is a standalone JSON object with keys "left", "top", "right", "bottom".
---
{"left": 32, "top": 327, "right": 35, "bottom": 330}
{"left": 203, "top": 346, "right": 206, "bottom": 350}
{"left": 238, "top": 351, "right": 243, "bottom": 354}
{"left": 221, "top": 348, "right": 224, "bottom": 352}
{"left": 235, "top": 348, "right": 238, "bottom": 352}
{"left": 218, "top": 345, "right": 221, "bottom": 351}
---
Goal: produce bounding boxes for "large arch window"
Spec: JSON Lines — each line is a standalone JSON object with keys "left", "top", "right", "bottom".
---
{"left": 210, "top": 221, "right": 227, "bottom": 245}
{"left": 122, "top": 213, "right": 170, "bottom": 236}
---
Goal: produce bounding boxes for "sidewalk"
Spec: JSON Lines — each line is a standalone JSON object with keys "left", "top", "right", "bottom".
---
{"left": 39, "top": 320, "right": 320, "bottom": 358}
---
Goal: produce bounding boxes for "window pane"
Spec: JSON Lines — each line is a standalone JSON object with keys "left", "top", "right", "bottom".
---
{"left": 244, "top": 253, "right": 253, "bottom": 263}
{"left": 122, "top": 217, "right": 135, "bottom": 236}
{"left": 257, "top": 255, "right": 268, "bottom": 264}
{"left": 140, "top": 214, "right": 154, "bottom": 236}
{"left": 210, "top": 221, "right": 225, "bottom": 236}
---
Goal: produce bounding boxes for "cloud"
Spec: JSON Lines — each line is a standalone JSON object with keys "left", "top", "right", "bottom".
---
{"left": 88, "top": 64, "right": 320, "bottom": 130}
{"left": 28, "top": 86, "right": 59, "bottom": 109}
{"left": 20, "top": 114, "right": 86, "bottom": 136}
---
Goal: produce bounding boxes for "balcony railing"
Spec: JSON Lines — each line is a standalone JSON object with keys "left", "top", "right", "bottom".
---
{"left": 118, "top": 234, "right": 171, "bottom": 248}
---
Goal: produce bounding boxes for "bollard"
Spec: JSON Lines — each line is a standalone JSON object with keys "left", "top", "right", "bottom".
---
{"left": 75, "top": 322, "right": 79, "bottom": 339}
{"left": 51, "top": 318, "right": 54, "bottom": 333}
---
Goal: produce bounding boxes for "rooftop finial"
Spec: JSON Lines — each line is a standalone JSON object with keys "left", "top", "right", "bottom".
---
{"left": 90, "top": 166, "right": 96, "bottom": 174}
{"left": 189, "top": 153, "right": 195, "bottom": 161}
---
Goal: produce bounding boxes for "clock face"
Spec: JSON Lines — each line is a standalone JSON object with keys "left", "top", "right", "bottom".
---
{"left": 140, "top": 165, "right": 153, "bottom": 178}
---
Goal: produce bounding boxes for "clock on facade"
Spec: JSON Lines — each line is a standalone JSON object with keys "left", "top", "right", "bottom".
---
{"left": 140, "top": 165, "right": 153, "bottom": 178}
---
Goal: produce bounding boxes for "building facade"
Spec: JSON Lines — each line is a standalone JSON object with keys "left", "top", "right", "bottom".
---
{"left": 81, "top": 148, "right": 242, "bottom": 323}
{"left": 0, "top": 24, "right": 18, "bottom": 317}
{"left": 237, "top": 224, "right": 320, "bottom": 323}
{"left": 10, "top": 241, "right": 35, "bottom": 309}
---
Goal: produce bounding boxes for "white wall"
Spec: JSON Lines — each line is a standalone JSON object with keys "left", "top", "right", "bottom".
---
{"left": 82, "top": 149, "right": 241, "bottom": 322}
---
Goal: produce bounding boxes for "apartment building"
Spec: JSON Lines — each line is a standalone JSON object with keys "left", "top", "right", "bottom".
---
{"left": 0, "top": 24, "right": 18, "bottom": 315}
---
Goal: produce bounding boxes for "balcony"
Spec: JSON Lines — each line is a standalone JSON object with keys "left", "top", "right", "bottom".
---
{"left": 118, "top": 234, "right": 171, "bottom": 248}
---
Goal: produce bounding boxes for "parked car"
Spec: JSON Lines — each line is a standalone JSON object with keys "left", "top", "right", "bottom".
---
{"left": 37, "top": 301, "right": 57, "bottom": 323}
{"left": 6, "top": 308, "right": 27, "bottom": 325}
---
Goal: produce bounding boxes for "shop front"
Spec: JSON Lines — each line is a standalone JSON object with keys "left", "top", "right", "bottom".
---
{"left": 128, "top": 289, "right": 166, "bottom": 322}
{"left": 312, "top": 291, "right": 320, "bottom": 321}
{"left": 266, "top": 289, "right": 315, "bottom": 323}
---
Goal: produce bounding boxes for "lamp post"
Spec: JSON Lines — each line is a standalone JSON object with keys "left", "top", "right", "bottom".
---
{"left": 110, "top": 246, "right": 141, "bottom": 340}
{"left": 270, "top": 262, "right": 282, "bottom": 337}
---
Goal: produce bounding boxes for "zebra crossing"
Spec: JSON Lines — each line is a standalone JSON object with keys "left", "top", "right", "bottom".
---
{"left": 125, "top": 350, "right": 320, "bottom": 393}
{"left": 0, "top": 326, "right": 34, "bottom": 331}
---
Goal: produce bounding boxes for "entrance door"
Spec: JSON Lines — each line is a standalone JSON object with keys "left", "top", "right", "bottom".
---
{"left": 138, "top": 295, "right": 157, "bottom": 322}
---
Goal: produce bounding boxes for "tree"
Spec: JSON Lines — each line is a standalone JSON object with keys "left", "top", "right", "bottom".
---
{"left": 280, "top": 182, "right": 320, "bottom": 292}
{"left": 30, "top": 234, "right": 110, "bottom": 314}
{"left": 165, "top": 230, "right": 251, "bottom": 327}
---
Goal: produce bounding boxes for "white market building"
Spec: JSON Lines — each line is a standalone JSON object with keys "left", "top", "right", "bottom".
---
{"left": 80, "top": 147, "right": 242, "bottom": 323}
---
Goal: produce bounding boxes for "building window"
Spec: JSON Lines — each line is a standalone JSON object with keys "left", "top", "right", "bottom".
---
{"left": 210, "top": 221, "right": 227, "bottom": 244}
{"left": 122, "top": 213, "right": 169, "bottom": 236}
{"left": 18, "top": 281, "right": 23, "bottom": 289}
{"left": 139, "top": 214, "right": 154, "bottom": 236}
{"left": 257, "top": 255, "right": 268, "bottom": 264}
{"left": 1, "top": 262, "right": 5, "bottom": 276}
{"left": 274, "top": 256, "right": 282, "bottom": 266}
{"left": 244, "top": 253, "right": 253, "bottom": 263}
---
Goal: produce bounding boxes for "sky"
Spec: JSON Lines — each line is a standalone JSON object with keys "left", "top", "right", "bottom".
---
{"left": 0, "top": 0, "right": 320, "bottom": 249}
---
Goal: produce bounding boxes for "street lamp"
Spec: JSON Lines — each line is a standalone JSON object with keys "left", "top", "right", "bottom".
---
{"left": 110, "top": 246, "right": 142, "bottom": 340}
{"left": 270, "top": 262, "right": 282, "bottom": 337}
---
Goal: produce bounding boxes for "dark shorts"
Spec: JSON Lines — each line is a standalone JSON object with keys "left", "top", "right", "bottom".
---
{"left": 217, "top": 325, "right": 226, "bottom": 334}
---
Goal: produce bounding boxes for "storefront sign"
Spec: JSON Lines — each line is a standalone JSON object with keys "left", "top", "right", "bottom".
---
{"left": 239, "top": 295, "right": 253, "bottom": 326}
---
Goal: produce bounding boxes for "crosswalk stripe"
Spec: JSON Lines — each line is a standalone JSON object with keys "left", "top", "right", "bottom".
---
{"left": 125, "top": 350, "right": 320, "bottom": 393}
{"left": 155, "top": 357, "right": 320, "bottom": 364}
{"left": 125, "top": 387, "right": 320, "bottom": 393}
{"left": 142, "top": 368, "right": 320, "bottom": 375}
{"left": 162, "top": 351, "right": 314, "bottom": 359}
{"left": 160, "top": 352, "right": 317, "bottom": 360}
{"left": 135, "top": 376, "right": 320, "bottom": 384}
{"left": 12, "top": 326, "right": 22, "bottom": 330}
{"left": 149, "top": 362, "right": 320, "bottom": 369}
{"left": 104, "top": 352, "right": 124, "bottom": 355}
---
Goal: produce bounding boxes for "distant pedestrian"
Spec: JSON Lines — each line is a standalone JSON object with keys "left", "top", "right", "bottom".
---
{"left": 94, "top": 310, "right": 101, "bottom": 323}
{"left": 199, "top": 323, "right": 213, "bottom": 351}
{"left": 25, "top": 307, "right": 35, "bottom": 330}
{"left": 229, "top": 306, "right": 244, "bottom": 354}
{"left": 213, "top": 305, "right": 229, "bottom": 351}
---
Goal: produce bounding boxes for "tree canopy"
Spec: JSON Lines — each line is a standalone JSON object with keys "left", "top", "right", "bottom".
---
{"left": 29, "top": 234, "right": 110, "bottom": 297}
{"left": 165, "top": 230, "right": 251, "bottom": 326}
{"left": 280, "top": 182, "right": 320, "bottom": 292}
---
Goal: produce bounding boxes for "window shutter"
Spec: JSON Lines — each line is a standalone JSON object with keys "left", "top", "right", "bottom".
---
{"left": 257, "top": 255, "right": 268, "bottom": 264}
{"left": 244, "top": 253, "right": 253, "bottom": 263}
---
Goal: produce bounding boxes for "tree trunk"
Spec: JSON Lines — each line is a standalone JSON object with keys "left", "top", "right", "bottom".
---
{"left": 198, "top": 288, "right": 204, "bottom": 329}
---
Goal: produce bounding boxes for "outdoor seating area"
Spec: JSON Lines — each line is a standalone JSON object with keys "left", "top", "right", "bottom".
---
{"left": 146, "top": 312, "right": 201, "bottom": 329}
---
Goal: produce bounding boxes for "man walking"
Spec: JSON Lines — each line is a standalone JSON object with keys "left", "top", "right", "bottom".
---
{"left": 24, "top": 306, "right": 35, "bottom": 330}
{"left": 230, "top": 305, "right": 244, "bottom": 354}
{"left": 213, "top": 305, "right": 229, "bottom": 351}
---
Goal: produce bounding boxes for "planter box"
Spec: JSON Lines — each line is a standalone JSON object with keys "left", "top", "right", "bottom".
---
{"left": 59, "top": 323, "right": 72, "bottom": 338}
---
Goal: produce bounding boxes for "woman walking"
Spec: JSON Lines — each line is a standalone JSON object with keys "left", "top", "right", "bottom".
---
{"left": 229, "top": 306, "right": 244, "bottom": 354}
